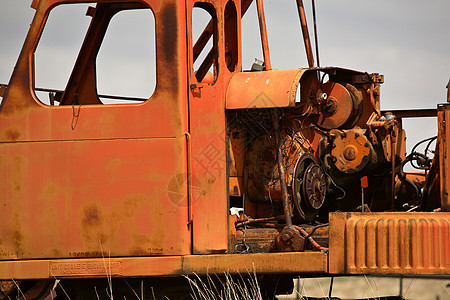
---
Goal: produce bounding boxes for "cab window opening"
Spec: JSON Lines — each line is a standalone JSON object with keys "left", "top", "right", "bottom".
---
{"left": 192, "top": 2, "right": 218, "bottom": 84}
{"left": 33, "top": 2, "right": 156, "bottom": 106}
{"left": 224, "top": 1, "right": 238, "bottom": 73}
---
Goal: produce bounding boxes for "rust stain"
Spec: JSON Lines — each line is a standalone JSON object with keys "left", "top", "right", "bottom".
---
{"left": 68, "top": 251, "right": 105, "bottom": 258}
{"left": 131, "top": 234, "right": 153, "bottom": 255}
{"left": 157, "top": 2, "right": 184, "bottom": 137}
{"left": 98, "top": 233, "right": 109, "bottom": 246}
{"left": 0, "top": 73, "right": 35, "bottom": 116}
{"left": 83, "top": 205, "right": 101, "bottom": 227}
{"left": 161, "top": 3, "right": 178, "bottom": 69}
{"left": 81, "top": 203, "right": 110, "bottom": 246}
{"left": 81, "top": 194, "right": 148, "bottom": 250}
{"left": 12, "top": 214, "right": 24, "bottom": 257}
{"left": 159, "top": 2, "right": 179, "bottom": 97}
{"left": 120, "top": 194, "right": 146, "bottom": 218}
{"left": 133, "top": 234, "right": 152, "bottom": 243}
{"left": 4, "top": 128, "right": 21, "bottom": 141}
{"left": 109, "top": 193, "right": 147, "bottom": 222}
{"left": 51, "top": 249, "right": 63, "bottom": 257}
{"left": 10, "top": 156, "right": 24, "bottom": 194}
{"left": 129, "top": 247, "right": 147, "bottom": 256}
{"left": 1, "top": 98, "right": 28, "bottom": 117}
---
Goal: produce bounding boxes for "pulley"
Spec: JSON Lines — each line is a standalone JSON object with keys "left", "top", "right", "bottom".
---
{"left": 316, "top": 82, "right": 363, "bottom": 129}
{"left": 292, "top": 155, "right": 326, "bottom": 221}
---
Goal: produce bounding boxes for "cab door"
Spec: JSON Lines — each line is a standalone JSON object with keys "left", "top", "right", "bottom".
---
{"left": 187, "top": 0, "right": 241, "bottom": 254}
{"left": 0, "top": 0, "right": 191, "bottom": 259}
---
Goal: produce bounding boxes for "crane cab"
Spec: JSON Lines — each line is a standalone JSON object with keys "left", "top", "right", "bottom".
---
{"left": 0, "top": 0, "right": 244, "bottom": 260}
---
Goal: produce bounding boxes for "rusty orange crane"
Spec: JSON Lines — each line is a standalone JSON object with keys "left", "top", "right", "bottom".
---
{"left": 0, "top": 0, "right": 449, "bottom": 299}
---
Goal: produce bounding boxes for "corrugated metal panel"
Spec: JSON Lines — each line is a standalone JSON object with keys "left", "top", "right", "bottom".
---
{"left": 329, "top": 212, "right": 450, "bottom": 274}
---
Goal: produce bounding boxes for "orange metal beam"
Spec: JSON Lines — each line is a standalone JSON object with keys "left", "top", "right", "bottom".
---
{"left": 0, "top": 252, "right": 327, "bottom": 280}
{"left": 183, "top": 252, "right": 327, "bottom": 275}
{"left": 381, "top": 108, "right": 437, "bottom": 119}
{"left": 438, "top": 104, "right": 450, "bottom": 210}
{"left": 255, "top": 0, "right": 271, "bottom": 70}
{"left": 295, "top": 0, "right": 314, "bottom": 67}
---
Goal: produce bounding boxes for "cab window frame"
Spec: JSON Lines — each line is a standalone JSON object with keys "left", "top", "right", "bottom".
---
{"left": 31, "top": 0, "right": 157, "bottom": 107}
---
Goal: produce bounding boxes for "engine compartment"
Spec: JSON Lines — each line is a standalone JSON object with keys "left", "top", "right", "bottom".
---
{"left": 227, "top": 67, "right": 435, "bottom": 252}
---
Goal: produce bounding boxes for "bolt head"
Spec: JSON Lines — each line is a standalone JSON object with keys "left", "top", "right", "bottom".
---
{"left": 343, "top": 145, "right": 357, "bottom": 161}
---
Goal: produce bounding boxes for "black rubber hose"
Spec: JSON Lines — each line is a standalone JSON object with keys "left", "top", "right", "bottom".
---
{"left": 398, "top": 154, "right": 423, "bottom": 203}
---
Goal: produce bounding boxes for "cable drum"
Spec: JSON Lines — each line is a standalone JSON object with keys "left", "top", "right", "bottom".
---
{"left": 317, "top": 82, "right": 363, "bottom": 130}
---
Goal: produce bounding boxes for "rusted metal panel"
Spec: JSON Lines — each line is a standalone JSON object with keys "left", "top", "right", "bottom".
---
{"left": 0, "top": 0, "right": 191, "bottom": 261}
{"left": 226, "top": 69, "right": 306, "bottom": 109}
{"left": 329, "top": 212, "right": 450, "bottom": 274}
{"left": 0, "top": 138, "right": 190, "bottom": 259}
{"left": 183, "top": 252, "right": 328, "bottom": 275}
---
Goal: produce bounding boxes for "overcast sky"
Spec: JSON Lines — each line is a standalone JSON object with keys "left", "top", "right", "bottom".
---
{"left": 0, "top": 0, "right": 449, "bottom": 153}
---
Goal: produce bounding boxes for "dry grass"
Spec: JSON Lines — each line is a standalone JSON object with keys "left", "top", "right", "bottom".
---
{"left": 184, "top": 272, "right": 262, "bottom": 300}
